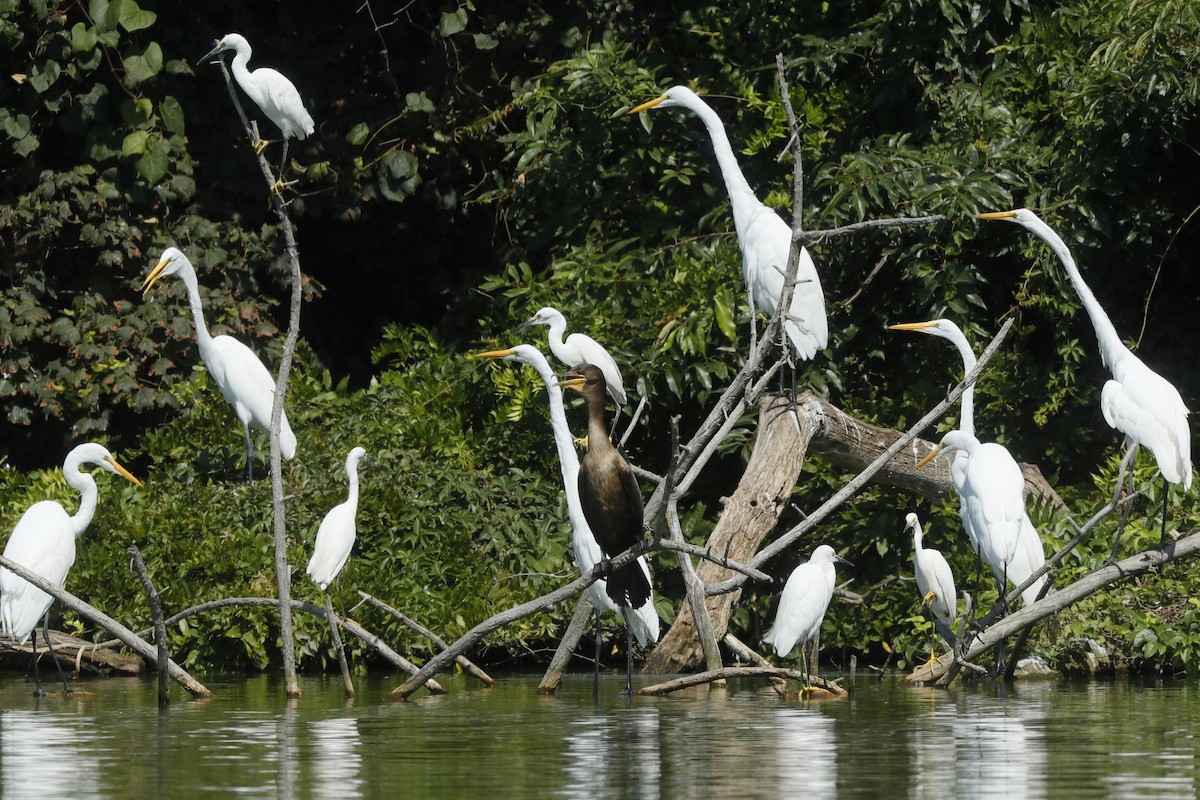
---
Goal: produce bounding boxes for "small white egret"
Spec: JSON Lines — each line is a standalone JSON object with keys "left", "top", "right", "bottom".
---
{"left": 916, "top": 430, "right": 1024, "bottom": 612}
{"left": 200, "top": 33, "right": 315, "bottom": 181}
{"left": 475, "top": 347, "right": 657, "bottom": 693}
{"left": 764, "top": 544, "right": 851, "bottom": 686}
{"left": 1, "top": 443, "right": 142, "bottom": 695}
{"left": 520, "top": 307, "right": 627, "bottom": 406}
{"left": 907, "top": 512, "right": 956, "bottom": 666}
{"left": 307, "top": 447, "right": 370, "bottom": 592}
{"left": 630, "top": 86, "right": 828, "bottom": 361}
{"left": 141, "top": 247, "right": 297, "bottom": 483}
{"left": 560, "top": 364, "right": 652, "bottom": 695}
{"left": 978, "top": 208, "right": 1192, "bottom": 542}
{"left": 891, "top": 318, "right": 1047, "bottom": 605}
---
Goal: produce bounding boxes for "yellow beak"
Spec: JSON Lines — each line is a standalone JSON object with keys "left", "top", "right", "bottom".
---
{"left": 914, "top": 444, "right": 943, "bottom": 472}
{"left": 141, "top": 258, "right": 170, "bottom": 296}
{"left": 888, "top": 321, "right": 937, "bottom": 332}
{"left": 629, "top": 93, "right": 668, "bottom": 114}
{"left": 470, "top": 348, "right": 517, "bottom": 360}
{"left": 975, "top": 210, "right": 1017, "bottom": 221}
{"left": 556, "top": 374, "right": 586, "bottom": 392}
{"left": 107, "top": 456, "right": 144, "bottom": 487}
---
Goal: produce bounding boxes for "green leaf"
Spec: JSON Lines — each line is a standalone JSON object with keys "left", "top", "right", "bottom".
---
{"left": 13, "top": 133, "right": 39, "bottom": 156}
{"left": 29, "top": 60, "right": 62, "bottom": 94}
{"left": 713, "top": 288, "right": 737, "bottom": 341}
{"left": 438, "top": 9, "right": 468, "bottom": 37}
{"left": 473, "top": 33, "right": 498, "bottom": 51}
{"left": 405, "top": 92, "right": 435, "bottom": 113}
{"left": 136, "top": 140, "right": 169, "bottom": 184}
{"left": 118, "top": 0, "right": 156, "bottom": 31}
{"left": 4, "top": 114, "right": 31, "bottom": 140}
{"left": 70, "top": 23, "right": 100, "bottom": 53}
{"left": 346, "top": 122, "right": 370, "bottom": 147}
{"left": 122, "top": 41, "right": 163, "bottom": 83}
{"left": 122, "top": 129, "right": 149, "bottom": 156}
{"left": 159, "top": 95, "right": 185, "bottom": 134}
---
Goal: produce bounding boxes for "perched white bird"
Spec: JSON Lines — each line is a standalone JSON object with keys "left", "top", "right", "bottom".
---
{"left": 906, "top": 512, "right": 956, "bottom": 631}
{"left": 630, "top": 85, "right": 828, "bottom": 360}
{"left": 473, "top": 345, "right": 658, "bottom": 649}
{"left": 142, "top": 247, "right": 297, "bottom": 483}
{"left": 916, "top": 430, "right": 1024, "bottom": 608}
{"left": 891, "top": 318, "right": 1047, "bottom": 605}
{"left": 764, "top": 544, "right": 850, "bottom": 683}
{"left": 1, "top": 443, "right": 141, "bottom": 694}
{"left": 307, "top": 447, "right": 370, "bottom": 591}
{"left": 519, "top": 307, "right": 627, "bottom": 406}
{"left": 201, "top": 32, "right": 315, "bottom": 178}
{"left": 977, "top": 209, "right": 1191, "bottom": 492}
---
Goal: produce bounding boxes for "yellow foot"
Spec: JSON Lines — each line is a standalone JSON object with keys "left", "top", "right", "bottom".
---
{"left": 919, "top": 650, "right": 942, "bottom": 670}
{"left": 253, "top": 139, "right": 270, "bottom": 155}
{"left": 921, "top": 590, "right": 936, "bottom": 608}
{"left": 271, "top": 180, "right": 286, "bottom": 197}
{"left": 573, "top": 434, "right": 589, "bottom": 450}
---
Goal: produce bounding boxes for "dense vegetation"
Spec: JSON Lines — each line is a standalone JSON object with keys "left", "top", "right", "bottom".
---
{"left": 1, "top": 0, "right": 1198, "bottom": 675}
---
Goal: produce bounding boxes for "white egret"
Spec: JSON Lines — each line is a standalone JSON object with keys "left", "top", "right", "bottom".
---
{"left": 200, "top": 33, "right": 315, "bottom": 181}
{"left": 1, "top": 443, "right": 142, "bottom": 695}
{"left": 977, "top": 209, "right": 1192, "bottom": 537}
{"left": 560, "top": 364, "right": 653, "bottom": 695}
{"left": 764, "top": 544, "right": 851, "bottom": 686}
{"left": 891, "top": 319, "right": 1047, "bottom": 605}
{"left": 520, "top": 307, "right": 627, "bottom": 406}
{"left": 916, "top": 430, "right": 1024, "bottom": 612}
{"left": 307, "top": 447, "right": 370, "bottom": 592}
{"left": 141, "top": 247, "right": 297, "bottom": 483}
{"left": 473, "top": 346, "right": 658, "bottom": 650}
{"left": 630, "top": 86, "right": 828, "bottom": 361}
{"left": 907, "top": 512, "right": 956, "bottom": 666}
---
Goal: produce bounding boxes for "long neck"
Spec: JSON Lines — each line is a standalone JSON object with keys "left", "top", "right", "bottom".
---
{"left": 229, "top": 47, "right": 266, "bottom": 109}
{"left": 545, "top": 317, "right": 569, "bottom": 363}
{"left": 1028, "top": 217, "right": 1131, "bottom": 370}
{"left": 525, "top": 355, "right": 594, "bottom": 546}
{"left": 688, "top": 98, "right": 762, "bottom": 239}
{"left": 583, "top": 389, "right": 611, "bottom": 450}
{"left": 64, "top": 464, "right": 99, "bottom": 538}
{"left": 344, "top": 460, "right": 361, "bottom": 513}
{"left": 943, "top": 327, "right": 977, "bottom": 438}
{"left": 179, "top": 267, "right": 217, "bottom": 358}
{"left": 912, "top": 523, "right": 924, "bottom": 553}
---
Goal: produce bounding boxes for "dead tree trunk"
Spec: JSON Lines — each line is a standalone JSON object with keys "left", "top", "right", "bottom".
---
{"left": 646, "top": 394, "right": 813, "bottom": 673}
{"left": 646, "top": 390, "right": 1064, "bottom": 674}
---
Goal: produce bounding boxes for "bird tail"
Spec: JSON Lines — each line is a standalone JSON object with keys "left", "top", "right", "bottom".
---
{"left": 280, "top": 415, "right": 297, "bottom": 460}
{"left": 605, "top": 561, "right": 652, "bottom": 611}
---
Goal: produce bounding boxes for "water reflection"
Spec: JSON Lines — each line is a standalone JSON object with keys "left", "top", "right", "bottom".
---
{"left": 774, "top": 707, "right": 837, "bottom": 795}
{"left": 560, "top": 707, "right": 661, "bottom": 799}
{"left": 2, "top": 708, "right": 102, "bottom": 800}
{"left": 308, "top": 716, "right": 364, "bottom": 799}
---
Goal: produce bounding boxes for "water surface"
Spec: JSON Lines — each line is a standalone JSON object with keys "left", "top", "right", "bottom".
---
{"left": 0, "top": 671, "right": 1196, "bottom": 798}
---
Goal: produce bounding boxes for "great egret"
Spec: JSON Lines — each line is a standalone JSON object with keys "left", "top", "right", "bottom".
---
{"left": 473, "top": 346, "right": 658, "bottom": 646}
{"left": 891, "top": 319, "right": 1047, "bottom": 605}
{"left": 906, "top": 512, "right": 956, "bottom": 663}
{"left": 764, "top": 544, "right": 851, "bottom": 686}
{"left": 977, "top": 209, "right": 1192, "bottom": 514}
{"left": 560, "top": 363, "right": 652, "bottom": 695}
{"left": 200, "top": 33, "right": 315, "bottom": 182}
{"left": 630, "top": 85, "right": 828, "bottom": 360}
{"left": 1, "top": 443, "right": 142, "bottom": 695}
{"left": 915, "top": 430, "right": 1024, "bottom": 612}
{"left": 307, "top": 447, "right": 370, "bottom": 592}
{"left": 141, "top": 247, "right": 297, "bottom": 483}
{"left": 519, "top": 307, "right": 627, "bottom": 406}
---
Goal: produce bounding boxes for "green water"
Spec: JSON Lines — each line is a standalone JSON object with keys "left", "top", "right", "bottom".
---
{"left": 0, "top": 671, "right": 1196, "bottom": 798}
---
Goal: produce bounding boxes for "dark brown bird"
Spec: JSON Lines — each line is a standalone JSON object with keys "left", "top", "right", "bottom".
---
{"left": 560, "top": 364, "right": 652, "bottom": 611}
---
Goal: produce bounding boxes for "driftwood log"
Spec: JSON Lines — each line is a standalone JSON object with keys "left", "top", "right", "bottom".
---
{"left": 645, "top": 389, "right": 1064, "bottom": 674}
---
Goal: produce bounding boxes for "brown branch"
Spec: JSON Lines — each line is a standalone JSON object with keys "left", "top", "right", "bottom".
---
{"left": 357, "top": 591, "right": 495, "bottom": 686}
{"left": 637, "top": 666, "right": 844, "bottom": 696}
{"left": 127, "top": 546, "right": 171, "bottom": 703}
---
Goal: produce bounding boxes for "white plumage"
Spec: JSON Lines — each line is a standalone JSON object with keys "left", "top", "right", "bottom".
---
{"left": 307, "top": 447, "right": 369, "bottom": 591}
{"left": 520, "top": 307, "right": 627, "bottom": 406}
{"left": 978, "top": 208, "right": 1191, "bottom": 490}
{"left": 142, "top": 247, "right": 296, "bottom": 482}
{"left": 764, "top": 544, "right": 848, "bottom": 659}
{"left": 474, "top": 345, "right": 658, "bottom": 646}
{"left": 891, "top": 318, "right": 1047, "bottom": 605}
{"left": 907, "top": 512, "right": 956, "bottom": 628}
{"left": 2, "top": 443, "right": 141, "bottom": 644}
{"left": 917, "top": 431, "right": 1024, "bottom": 595}
{"left": 631, "top": 85, "right": 828, "bottom": 360}
{"left": 201, "top": 33, "right": 314, "bottom": 144}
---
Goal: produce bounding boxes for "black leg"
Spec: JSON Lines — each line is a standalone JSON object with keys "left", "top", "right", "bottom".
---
{"left": 30, "top": 627, "right": 45, "bottom": 698}
{"left": 244, "top": 422, "right": 254, "bottom": 484}
{"left": 279, "top": 138, "right": 290, "bottom": 183}
{"left": 42, "top": 612, "right": 72, "bottom": 695}
{"left": 592, "top": 607, "right": 601, "bottom": 702}
{"left": 1158, "top": 476, "right": 1170, "bottom": 547}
